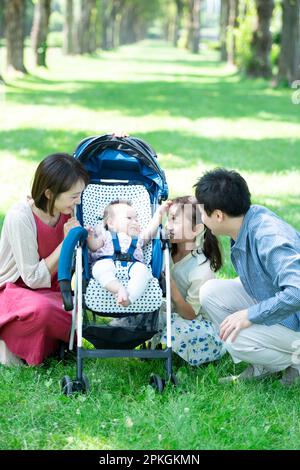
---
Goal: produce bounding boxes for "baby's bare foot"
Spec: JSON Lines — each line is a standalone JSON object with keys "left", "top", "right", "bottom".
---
{"left": 117, "top": 287, "right": 131, "bottom": 307}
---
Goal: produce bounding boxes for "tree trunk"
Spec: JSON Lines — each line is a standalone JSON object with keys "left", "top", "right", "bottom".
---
{"left": 79, "top": 0, "right": 96, "bottom": 54}
{"left": 89, "top": 0, "right": 98, "bottom": 53}
{"left": 120, "top": 4, "right": 138, "bottom": 45}
{"left": 227, "top": 0, "right": 239, "bottom": 64}
{"left": 101, "top": 0, "right": 122, "bottom": 50}
{"left": 101, "top": 0, "right": 111, "bottom": 50}
{"left": 4, "top": 0, "right": 27, "bottom": 73}
{"left": 247, "top": 0, "right": 274, "bottom": 77}
{"left": 173, "top": 0, "right": 184, "bottom": 47}
{"left": 0, "top": 0, "right": 5, "bottom": 38}
{"left": 278, "top": 0, "right": 300, "bottom": 85}
{"left": 31, "top": 0, "right": 52, "bottom": 67}
{"left": 63, "top": 0, "right": 74, "bottom": 55}
{"left": 220, "top": 0, "right": 229, "bottom": 61}
{"left": 187, "top": 0, "right": 201, "bottom": 53}
{"left": 77, "top": 0, "right": 89, "bottom": 53}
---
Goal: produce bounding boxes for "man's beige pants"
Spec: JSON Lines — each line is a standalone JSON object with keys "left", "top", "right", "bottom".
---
{"left": 199, "top": 278, "right": 300, "bottom": 372}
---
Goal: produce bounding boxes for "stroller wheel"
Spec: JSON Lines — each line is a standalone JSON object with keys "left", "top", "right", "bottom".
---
{"left": 149, "top": 374, "right": 165, "bottom": 393}
{"left": 81, "top": 373, "right": 90, "bottom": 393}
{"left": 61, "top": 375, "right": 74, "bottom": 396}
{"left": 169, "top": 373, "right": 178, "bottom": 387}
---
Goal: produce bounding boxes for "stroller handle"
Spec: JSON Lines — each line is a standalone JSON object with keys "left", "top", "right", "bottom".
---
{"left": 58, "top": 226, "right": 88, "bottom": 311}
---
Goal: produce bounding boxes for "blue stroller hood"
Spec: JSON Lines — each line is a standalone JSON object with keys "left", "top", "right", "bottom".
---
{"left": 73, "top": 134, "right": 168, "bottom": 202}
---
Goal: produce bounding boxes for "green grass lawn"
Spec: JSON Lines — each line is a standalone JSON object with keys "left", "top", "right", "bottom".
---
{"left": 1, "top": 40, "right": 300, "bottom": 450}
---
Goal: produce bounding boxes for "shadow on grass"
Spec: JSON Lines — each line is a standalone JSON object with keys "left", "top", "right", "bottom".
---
{"left": 4, "top": 76, "right": 298, "bottom": 124}
{"left": 1, "top": 128, "right": 300, "bottom": 175}
{"left": 137, "top": 130, "right": 300, "bottom": 174}
{"left": 0, "top": 128, "right": 91, "bottom": 163}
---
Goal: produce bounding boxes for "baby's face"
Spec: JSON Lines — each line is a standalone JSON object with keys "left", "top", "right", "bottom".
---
{"left": 108, "top": 204, "right": 140, "bottom": 236}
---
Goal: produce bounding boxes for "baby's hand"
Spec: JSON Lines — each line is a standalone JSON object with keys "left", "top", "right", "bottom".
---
{"left": 86, "top": 226, "right": 94, "bottom": 238}
{"left": 86, "top": 226, "right": 103, "bottom": 251}
{"left": 112, "top": 132, "right": 129, "bottom": 138}
{"left": 160, "top": 200, "right": 173, "bottom": 216}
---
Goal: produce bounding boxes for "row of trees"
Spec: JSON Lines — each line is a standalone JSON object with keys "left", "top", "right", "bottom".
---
{"left": 164, "top": 0, "right": 300, "bottom": 84}
{"left": 0, "top": 0, "right": 299, "bottom": 85}
{"left": 0, "top": 0, "right": 165, "bottom": 75}
{"left": 217, "top": 0, "right": 300, "bottom": 84}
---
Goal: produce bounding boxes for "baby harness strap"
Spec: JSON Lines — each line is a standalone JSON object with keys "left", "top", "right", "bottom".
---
{"left": 100, "top": 231, "right": 139, "bottom": 267}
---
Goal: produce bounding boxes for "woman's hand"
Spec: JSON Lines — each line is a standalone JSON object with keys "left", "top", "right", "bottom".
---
{"left": 63, "top": 217, "right": 80, "bottom": 238}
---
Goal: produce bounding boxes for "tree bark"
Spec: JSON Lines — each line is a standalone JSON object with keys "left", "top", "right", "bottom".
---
{"left": 63, "top": 0, "right": 74, "bottom": 54}
{"left": 227, "top": 0, "right": 239, "bottom": 64}
{"left": 173, "top": 0, "right": 184, "bottom": 47}
{"left": 101, "top": 0, "right": 111, "bottom": 50}
{"left": 4, "top": 0, "right": 27, "bottom": 73}
{"left": 31, "top": 0, "right": 52, "bottom": 67}
{"left": 120, "top": 3, "right": 141, "bottom": 45}
{"left": 247, "top": 0, "right": 274, "bottom": 78}
{"left": 278, "top": 0, "right": 300, "bottom": 85}
{"left": 187, "top": 0, "right": 201, "bottom": 54}
{"left": 0, "top": 0, "right": 5, "bottom": 38}
{"left": 220, "top": 0, "right": 230, "bottom": 61}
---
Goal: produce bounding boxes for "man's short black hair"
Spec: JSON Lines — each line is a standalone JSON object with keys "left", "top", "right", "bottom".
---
{"left": 194, "top": 168, "right": 251, "bottom": 216}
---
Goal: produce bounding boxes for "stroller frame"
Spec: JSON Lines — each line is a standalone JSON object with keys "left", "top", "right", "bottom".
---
{"left": 58, "top": 135, "right": 177, "bottom": 394}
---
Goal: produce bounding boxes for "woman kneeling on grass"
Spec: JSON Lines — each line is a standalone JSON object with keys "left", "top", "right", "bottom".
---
{"left": 0, "top": 153, "right": 89, "bottom": 366}
{"left": 151, "top": 196, "right": 226, "bottom": 366}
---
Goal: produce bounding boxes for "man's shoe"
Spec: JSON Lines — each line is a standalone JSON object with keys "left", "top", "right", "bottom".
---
{"left": 280, "top": 366, "right": 300, "bottom": 386}
{"left": 219, "top": 364, "right": 276, "bottom": 384}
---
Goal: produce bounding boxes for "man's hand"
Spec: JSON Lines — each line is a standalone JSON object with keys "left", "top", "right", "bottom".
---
{"left": 220, "top": 309, "right": 252, "bottom": 342}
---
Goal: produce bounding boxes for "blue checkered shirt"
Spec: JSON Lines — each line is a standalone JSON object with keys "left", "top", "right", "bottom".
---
{"left": 231, "top": 205, "right": 300, "bottom": 331}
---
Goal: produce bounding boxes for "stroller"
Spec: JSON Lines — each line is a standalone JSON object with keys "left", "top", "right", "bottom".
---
{"left": 58, "top": 134, "right": 177, "bottom": 394}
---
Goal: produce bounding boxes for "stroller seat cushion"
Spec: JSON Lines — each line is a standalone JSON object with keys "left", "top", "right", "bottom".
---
{"left": 85, "top": 265, "right": 162, "bottom": 314}
{"left": 82, "top": 183, "right": 162, "bottom": 314}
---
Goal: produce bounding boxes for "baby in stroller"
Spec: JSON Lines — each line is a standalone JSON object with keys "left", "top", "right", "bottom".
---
{"left": 87, "top": 199, "right": 170, "bottom": 307}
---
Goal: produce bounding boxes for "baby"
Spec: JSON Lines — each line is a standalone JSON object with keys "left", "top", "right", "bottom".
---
{"left": 87, "top": 199, "right": 170, "bottom": 307}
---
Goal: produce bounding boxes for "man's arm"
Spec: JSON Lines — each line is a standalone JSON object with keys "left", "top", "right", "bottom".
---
{"left": 247, "top": 239, "right": 300, "bottom": 325}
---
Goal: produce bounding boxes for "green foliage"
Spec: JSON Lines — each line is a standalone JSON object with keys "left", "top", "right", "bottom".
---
{"left": 47, "top": 31, "right": 63, "bottom": 48}
{"left": 270, "top": 42, "right": 280, "bottom": 69}
{"left": 49, "top": 10, "right": 64, "bottom": 33}
{"left": 235, "top": 0, "right": 257, "bottom": 72}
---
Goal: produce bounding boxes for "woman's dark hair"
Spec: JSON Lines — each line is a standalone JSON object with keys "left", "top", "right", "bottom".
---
{"left": 170, "top": 196, "right": 222, "bottom": 272}
{"left": 194, "top": 168, "right": 251, "bottom": 217}
{"left": 31, "top": 153, "right": 89, "bottom": 216}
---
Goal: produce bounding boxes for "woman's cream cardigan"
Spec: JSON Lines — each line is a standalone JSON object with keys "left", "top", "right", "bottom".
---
{"left": 0, "top": 201, "right": 51, "bottom": 289}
